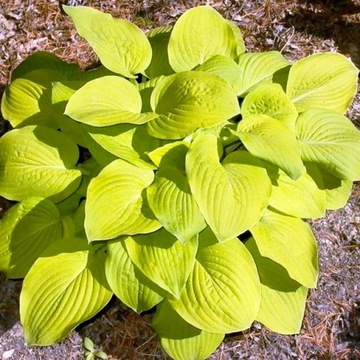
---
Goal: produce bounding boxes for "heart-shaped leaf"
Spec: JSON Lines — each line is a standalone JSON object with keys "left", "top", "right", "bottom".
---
{"left": 63, "top": 5, "right": 152, "bottom": 78}
{"left": 85, "top": 159, "right": 161, "bottom": 241}
{"left": 106, "top": 239, "right": 164, "bottom": 312}
{"left": 153, "top": 300, "right": 224, "bottom": 360}
{"left": 250, "top": 208, "right": 318, "bottom": 288}
{"left": 296, "top": 109, "right": 360, "bottom": 181}
{"left": 235, "top": 114, "right": 305, "bottom": 179}
{"left": 147, "top": 142, "right": 206, "bottom": 243}
{"left": 286, "top": 52, "right": 359, "bottom": 113}
{"left": 125, "top": 228, "right": 198, "bottom": 298}
{"left": 186, "top": 135, "right": 271, "bottom": 242}
{"left": 0, "top": 197, "right": 71, "bottom": 279}
{"left": 246, "top": 237, "right": 308, "bottom": 334}
{"left": 169, "top": 228, "right": 261, "bottom": 333}
{"left": 147, "top": 71, "right": 240, "bottom": 139}
{"left": 20, "top": 239, "right": 112, "bottom": 345}
{"left": 0, "top": 126, "right": 82, "bottom": 203}
{"left": 168, "top": 6, "right": 238, "bottom": 72}
{"left": 65, "top": 76, "right": 158, "bottom": 127}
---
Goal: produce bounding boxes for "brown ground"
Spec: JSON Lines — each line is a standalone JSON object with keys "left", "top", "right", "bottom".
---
{"left": 0, "top": 1, "right": 359, "bottom": 359}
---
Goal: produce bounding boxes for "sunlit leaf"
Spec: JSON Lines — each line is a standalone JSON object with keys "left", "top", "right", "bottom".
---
{"left": 147, "top": 142, "right": 206, "bottom": 243}
{"left": 85, "top": 159, "right": 161, "bottom": 241}
{"left": 250, "top": 208, "right": 318, "bottom": 288}
{"left": 63, "top": 5, "right": 152, "bottom": 77}
{"left": 236, "top": 51, "right": 290, "bottom": 96}
{"left": 106, "top": 239, "right": 164, "bottom": 312}
{"left": 168, "top": 6, "right": 238, "bottom": 72}
{"left": 65, "top": 76, "right": 158, "bottom": 126}
{"left": 242, "top": 83, "right": 298, "bottom": 128}
{"left": 0, "top": 197, "right": 70, "bottom": 279}
{"left": 235, "top": 114, "right": 305, "bottom": 179}
{"left": 246, "top": 237, "right": 308, "bottom": 334}
{"left": 0, "top": 126, "right": 82, "bottom": 203}
{"left": 125, "top": 228, "right": 198, "bottom": 298}
{"left": 20, "top": 239, "right": 112, "bottom": 345}
{"left": 169, "top": 228, "right": 260, "bottom": 333}
{"left": 186, "top": 135, "right": 271, "bottom": 242}
{"left": 287, "top": 52, "right": 359, "bottom": 113}
{"left": 153, "top": 300, "right": 224, "bottom": 360}
{"left": 147, "top": 71, "right": 240, "bottom": 139}
{"left": 296, "top": 109, "right": 360, "bottom": 180}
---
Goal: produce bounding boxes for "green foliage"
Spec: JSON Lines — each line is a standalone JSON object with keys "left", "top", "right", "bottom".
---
{"left": 0, "top": 4, "right": 359, "bottom": 360}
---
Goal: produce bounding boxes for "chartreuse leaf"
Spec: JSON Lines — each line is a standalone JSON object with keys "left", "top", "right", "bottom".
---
{"left": 83, "top": 123, "right": 163, "bottom": 170}
{"left": 286, "top": 52, "right": 359, "bottom": 113}
{"left": 307, "top": 164, "right": 353, "bottom": 210}
{"left": 236, "top": 51, "right": 290, "bottom": 96}
{"left": 20, "top": 238, "right": 112, "bottom": 345}
{"left": 145, "top": 25, "right": 174, "bottom": 78}
{"left": 1, "top": 78, "right": 56, "bottom": 128}
{"left": 186, "top": 135, "right": 271, "bottom": 242}
{"left": 296, "top": 109, "right": 360, "bottom": 180}
{"left": 242, "top": 83, "right": 298, "bottom": 128}
{"left": 195, "top": 55, "right": 244, "bottom": 93}
{"left": 147, "top": 71, "right": 240, "bottom": 139}
{"left": 169, "top": 227, "right": 260, "bottom": 333}
{"left": 125, "top": 228, "right": 198, "bottom": 298}
{"left": 137, "top": 76, "right": 166, "bottom": 113}
{"left": 266, "top": 164, "right": 326, "bottom": 218}
{"left": 85, "top": 159, "right": 161, "bottom": 241}
{"left": 153, "top": 300, "right": 224, "bottom": 360}
{"left": 148, "top": 141, "right": 190, "bottom": 168}
{"left": 106, "top": 239, "right": 164, "bottom": 312}
{"left": 63, "top": 5, "right": 152, "bottom": 78}
{"left": 0, "top": 126, "right": 82, "bottom": 203}
{"left": 168, "top": 6, "right": 238, "bottom": 72}
{"left": 65, "top": 76, "right": 158, "bottom": 127}
{"left": 11, "top": 51, "right": 80, "bottom": 81}
{"left": 227, "top": 20, "right": 246, "bottom": 56}
{"left": 245, "top": 237, "right": 308, "bottom": 334}
{"left": 0, "top": 197, "right": 71, "bottom": 279}
{"left": 250, "top": 208, "right": 318, "bottom": 288}
{"left": 235, "top": 114, "right": 305, "bottom": 179}
{"left": 147, "top": 143, "right": 206, "bottom": 244}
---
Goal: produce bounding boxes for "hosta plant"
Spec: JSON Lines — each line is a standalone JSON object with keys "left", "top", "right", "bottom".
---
{"left": 0, "top": 5, "right": 359, "bottom": 360}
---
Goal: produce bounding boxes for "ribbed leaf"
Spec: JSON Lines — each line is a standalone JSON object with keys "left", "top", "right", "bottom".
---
{"left": 125, "top": 228, "right": 198, "bottom": 298}
{"left": 1, "top": 78, "right": 56, "bottom": 128}
{"left": 0, "top": 197, "right": 70, "bottom": 279}
{"left": 106, "top": 239, "right": 164, "bottom": 312}
{"left": 83, "top": 123, "right": 162, "bottom": 170}
{"left": 246, "top": 237, "right": 308, "bottom": 334}
{"left": 153, "top": 300, "right": 224, "bottom": 360}
{"left": 147, "top": 71, "right": 240, "bottom": 139}
{"left": 250, "top": 208, "right": 318, "bottom": 288}
{"left": 286, "top": 52, "right": 359, "bottom": 113}
{"left": 168, "top": 6, "right": 238, "bottom": 72}
{"left": 296, "top": 109, "right": 360, "bottom": 180}
{"left": 169, "top": 228, "right": 260, "bottom": 333}
{"left": 195, "top": 55, "right": 244, "bottom": 94}
{"left": 85, "top": 159, "right": 161, "bottom": 241}
{"left": 236, "top": 51, "right": 290, "bottom": 96}
{"left": 63, "top": 6, "right": 152, "bottom": 77}
{"left": 235, "top": 114, "right": 305, "bottom": 179}
{"left": 0, "top": 126, "right": 81, "bottom": 203}
{"left": 242, "top": 83, "right": 298, "bottom": 128}
{"left": 147, "top": 142, "right": 206, "bottom": 244}
{"left": 186, "top": 135, "right": 271, "bottom": 242}
{"left": 65, "top": 76, "right": 157, "bottom": 127}
{"left": 267, "top": 165, "right": 326, "bottom": 218}
{"left": 20, "top": 239, "right": 112, "bottom": 345}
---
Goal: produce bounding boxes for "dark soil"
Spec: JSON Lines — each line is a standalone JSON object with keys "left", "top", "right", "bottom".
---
{"left": 0, "top": 1, "right": 359, "bottom": 359}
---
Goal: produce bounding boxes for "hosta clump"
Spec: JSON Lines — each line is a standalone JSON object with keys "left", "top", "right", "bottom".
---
{"left": 0, "top": 5, "right": 359, "bottom": 359}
